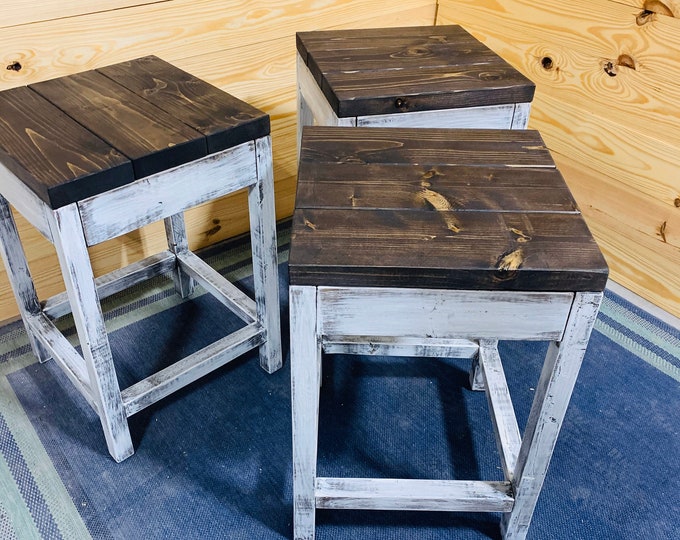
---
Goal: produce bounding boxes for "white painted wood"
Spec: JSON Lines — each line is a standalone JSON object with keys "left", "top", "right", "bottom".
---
{"left": 121, "top": 322, "right": 265, "bottom": 417}
{"left": 248, "top": 136, "right": 282, "bottom": 373}
{"left": 42, "top": 251, "right": 176, "bottom": 319}
{"left": 479, "top": 339, "right": 521, "bottom": 482}
{"left": 164, "top": 212, "right": 195, "bottom": 298}
{"left": 0, "top": 194, "right": 51, "bottom": 362}
{"left": 79, "top": 142, "right": 258, "bottom": 245}
{"left": 176, "top": 250, "right": 256, "bottom": 323}
{"left": 0, "top": 162, "right": 53, "bottom": 242}
{"left": 49, "top": 203, "right": 133, "bottom": 462}
{"left": 315, "top": 478, "right": 514, "bottom": 512}
{"left": 501, "top": 292, "right": 604, "bottom": 540}
{"left": 318, "top": 288, "right": 573, "bottom": 341}
{"left": 25, "top": 313, "right": 94, "bottom": 410}
{"left": 290, "top": 285, "right": 321, "bottom": 540}
{"left": 511, "top": 103, "right": 532, "bottom": 129}
{"left": 322, "top": 335, "right": 478, "bottom": 359}
{"left": 297, "top": 53, "right": 356, "bottom": 150}
{"left": 469, "top": 353, "right": 485, "bottom": 391}
{"left": 357, "top": 103, "right": 517, "bottom": 129}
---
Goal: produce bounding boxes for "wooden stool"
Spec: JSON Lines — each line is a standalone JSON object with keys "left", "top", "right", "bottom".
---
{"left": 0, "top": 56, "right": 282, "bottom": 462}
{"left": 289, "top": 126, "right": 608, "bottom": 539}
{"left": 296, "top": 25, "right": 535, "bottom": 144}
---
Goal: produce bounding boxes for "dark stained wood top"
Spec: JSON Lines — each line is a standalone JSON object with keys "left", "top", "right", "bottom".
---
{"left": 0, "top": 56, "right": 269, "bottom": 209}
{"left": 289, "top": 127, "right": 608, "bottom": 292}
{"left": 296, "top": 25, "right": 535, "bottom": 117}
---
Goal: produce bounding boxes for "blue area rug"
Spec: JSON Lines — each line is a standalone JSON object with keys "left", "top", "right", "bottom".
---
{"left": 1, "top": 224, "right": 679, "bottom": 539}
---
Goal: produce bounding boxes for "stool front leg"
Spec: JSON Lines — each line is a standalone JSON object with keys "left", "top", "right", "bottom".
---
{"left": 50, "top": 204, "right": 133, "bottom": 462}
{"left": 502, "top": 292, "right": 603, "bottom": 539}
{"left": 0, "top": 195, "right": 51, "bottom": 362}
{"left": 249, "top": 136, "right": 282, "bottom": 373}
{"left": 290, "top": 285, "right": 321, "bottom": 540}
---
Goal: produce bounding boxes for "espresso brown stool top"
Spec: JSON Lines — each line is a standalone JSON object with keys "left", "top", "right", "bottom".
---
{"left": 0, "top": 56, "right": 281, "bottom": 462}
{"left": 289, "top": 126, "right": 607, "bottom": 539}
{"left": 296, "top": 25, "right": 536, "bottom": 145}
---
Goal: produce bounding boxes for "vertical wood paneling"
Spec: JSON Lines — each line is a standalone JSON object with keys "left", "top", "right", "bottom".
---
{"left": 0, "top": 0, "right": 435, "bottom": 321}
{"left": 437, "top": 0, "right": 680, "bottom": 318}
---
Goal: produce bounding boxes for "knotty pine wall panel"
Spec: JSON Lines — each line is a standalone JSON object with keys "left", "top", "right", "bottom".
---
{"left": 0, "top": 0, "right": 436, "bottom": 321}
{"left": 438, "top": 0, "right": 680, "bottom": 318}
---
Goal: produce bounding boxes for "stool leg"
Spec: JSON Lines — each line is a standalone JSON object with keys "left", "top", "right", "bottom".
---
{"left": 249, "top": 136, "right": 282, "bottom": 373}
{"left": 164, "top": 212, "right": 195, "bottom": 298}
{"left": 50, "top": 204, "right": 133, "bottom": 462}
{"left": 0, "top": 195, "right": 51, "bottom": 362}
{"left": 290, "top": 285, "right": 321, "bottom": 540}
{"left": 502, "top": 292, "right": 603, "bottom": 539}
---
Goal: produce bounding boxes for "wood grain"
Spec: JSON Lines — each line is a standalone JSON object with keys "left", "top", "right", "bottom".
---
{"left": 437, "top": 0, "right": 680, "bottom": 316}
{"left": 0, "top": 1, "right": 167, "bottom": 28}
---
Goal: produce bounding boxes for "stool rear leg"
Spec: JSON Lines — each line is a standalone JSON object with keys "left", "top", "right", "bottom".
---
{"left": 501, "top": 292, "right": 603, "bottom": 539}
{"left": 249, "top": 136, "right": 282, "bottom": 373}
{"left": 290, "top": 285, "right": 321, "bottom": 539}
{"left": 0, "top": 195, "right": 51, "bottom": 362}
{"left": 50, "top": 203, "right": 133, "bottom": 462}
{"left": 164, "top": 212, "right": 195, "bottom": 298}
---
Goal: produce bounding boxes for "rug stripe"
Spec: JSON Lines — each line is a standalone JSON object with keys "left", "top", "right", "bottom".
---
{"left": 595, "top": 320, "right": 680, "bottom": 383}
{"left": 600, "top": 294, "right": 680, "bottom": 364}
{"left": 0, "top": 449, "right": 40, "bottom": 540}
{"left": 0, "top": 377, "right": 92, "bottom": 539}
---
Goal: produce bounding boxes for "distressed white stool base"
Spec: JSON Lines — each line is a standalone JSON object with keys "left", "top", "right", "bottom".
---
{"left": 290, "top": 285, "right": 602, "bottom": 540}
{"left": 0, "top": 137, "right": 281, "bottom": 462}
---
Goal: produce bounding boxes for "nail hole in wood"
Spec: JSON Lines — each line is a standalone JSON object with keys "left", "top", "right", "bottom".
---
{"left": 541, "top": 57, "right": 554, "bottom": 70}
{"left": 603, "top": 61, "right": 617, "bottom": 77}
{"left": 6, "top": 61, "right": 22, "bottom": 71}
{"left": 395, "top": 98, "right": 408, "bottom": 109}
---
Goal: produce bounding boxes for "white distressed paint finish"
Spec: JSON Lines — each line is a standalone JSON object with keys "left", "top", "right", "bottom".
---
{"left": 249, "top": 136, "right": 282, "bottom": 373}
{"left": 479, "top": 339, "right": 521, "bottom": 482}
{"left": 357, "top": 103, "right": 517, "bottom": 129}
{"left": 121, "top": 322, "right": 265, "bottom": 417}
{"left": 164, "top": 212, "right": 195, "bottom": 298}
{"left": 49, "top": 203, "right": 133, "bottom": 462}
{"left": 511, "top": 103, "right": 532, "bottom": 129}
{"left": 0, "top": 162, "right": 53, "bottom": 242}
{"left": 318, "top": 287, "right": 573, "bottom": 341}
{"left": 0, "top": 194, "right": 51, "bottom": 362}
{"left": 501, "top": 292, "right": 604, "bottom": 540}
{"left": 322, "top": 335, "right": 478, "bottom": 359}
{"left": 290, "top": 285, "right": 321, "bottom": 540}
{"left": 177, "top": 250, "right": 257, "bottom": 323}
{"left": 42, "top": 251, "right": 176, "bottom": 319}
{"left": 297, "top": 54, "right": 356, "bottom": 150}
{"left": 25, "top": 313, "right": 94, "bottom": 407}
{"left": 469, "top": 352, "right": 485, "bottom": 391}
{"left": 315, "top": 478, "right": 514, "bottom": 512}
{"left": 79, "top": 142, "right": 258, "bottom": 245}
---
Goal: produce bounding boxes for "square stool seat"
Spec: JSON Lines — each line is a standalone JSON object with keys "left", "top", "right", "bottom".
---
{"left": 289, "top": 126, "right": 608, "bottom": 539}
{"left": 296, "top": 25, "right": 536, "bottom": 141}
{"left": 0, "top": 56, "right": 281, "bottom": 462}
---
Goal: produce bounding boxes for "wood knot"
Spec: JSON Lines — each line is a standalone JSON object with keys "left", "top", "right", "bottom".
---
{"left": 657, "top": 220, "right": 667, "bottom": 243}
{"left": 6, "top": 61, "right": 22, "bottom": 71}
{"left": 541, "top": 56, "right": 554, "bottom": 70}
{"left": 304, "top": 218, "right": 317, "bottom": 230}
{"left": 636, "top": 1, "right": 675, "bottom": 25}
{"left": 674, "top": 197, "right": 680, "bottom": 208}
{"left": 510, "top": 228, "right": 532, "bottom": 243}
{"left": 604, "top": 54, "right": 637, "bottom": 76}
{"left": 496, "top": 248, "right": 524, "bottom": 272}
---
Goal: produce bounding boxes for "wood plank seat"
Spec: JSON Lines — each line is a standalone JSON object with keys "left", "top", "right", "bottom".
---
{"left": 0, "top": 55, "right": 281, "bottom": 462}
{"left": 296, "top": 25, "right": 536, "bottom": 146}
{"left": 289, "top": 126, "right": 608, "bottom": 539}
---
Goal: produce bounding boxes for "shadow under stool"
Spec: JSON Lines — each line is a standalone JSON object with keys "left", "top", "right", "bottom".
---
{"left": 289, "top": 126, "right": 608, "bottom": 539}
{"left": 296, "top": 24, "right": 536, "bottom": 143}
{"left": 0, "top": 55, "right": 281, "bottom": 462}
